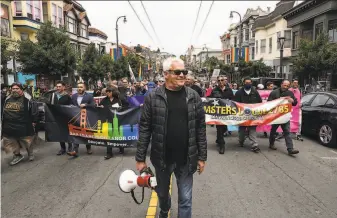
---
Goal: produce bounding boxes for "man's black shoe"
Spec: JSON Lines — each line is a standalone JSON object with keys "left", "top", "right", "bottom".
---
{"left": 269, "top": 144, "right": 277, "bottom": 150}
{"left": 251, "top": 146, "right": 260, "bottom": 153}
{"left": 288, "top": 149, "right": 299, "bottom": 155}
{"left": 57, "top": 150, "right": 66, "bottom": 155}
{"left": 219, "top": 144, "right": 225, "bottom": 154}
{"left": 104, "top": 154, "right": 113, "bottom": 159}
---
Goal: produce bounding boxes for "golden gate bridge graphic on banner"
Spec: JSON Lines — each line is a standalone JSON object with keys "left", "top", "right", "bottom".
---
{"left": 68, "top": 109, "right": 139, "bottom": 140}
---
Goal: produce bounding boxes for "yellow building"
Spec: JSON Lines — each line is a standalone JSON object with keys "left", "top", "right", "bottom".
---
{"left": 11, "top": 0, "right": 44, "bottom": 42}
{"left": 1, "top": 0, "right": 14, "bottom": 41}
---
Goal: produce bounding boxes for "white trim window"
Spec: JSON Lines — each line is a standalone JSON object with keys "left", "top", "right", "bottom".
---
{"left": 26, "top": 0, "right": 33, "bottom": 19}
{"left": 52, "top": 3, "right": 57, "bottom": 25}
{"left": 261, "top": 39, "right": 266, "bottom": 54}
{"left": 33, "top": 1, "right": 41, "bottom": 22}
{"left": 14, "top": 1, "right": 22, "bottom": 16}
{"left": 1, "top": 3, "right": 10, "bottom": 37}
{"left": 80, "top": 24, "right": 87, "bottom": 38}
{"left": 67, "top": 16, "right": 76, "bottom": 33}
{"left": 57, "top": 6, "right": 63, "bottom": 28}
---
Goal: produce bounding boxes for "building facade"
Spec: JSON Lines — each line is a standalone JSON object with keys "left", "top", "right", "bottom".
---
{"left": 282, "top": 0, "right": 337, "bottom": 87}
{"left": 63, "top": 0, "right": 90, "bottom": 59}
{"left": 196, "top": 49, "right": 223, "bottom": 68}
{"left": 88, "top": 27, "right": 108, "bottom": 55}
{"left": 229, "top": 7, "right": 270, "bottom": 63}
{"left": 1, "top": 0, "right": 15, "bottom": 84}
{"left": 253, "top": 1, "right": 295, "bottom": 79}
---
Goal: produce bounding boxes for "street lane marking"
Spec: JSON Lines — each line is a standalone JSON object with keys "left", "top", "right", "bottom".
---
{"left": 320, "top": 157, "right": 337, "bottom": 160}
{"left": 330, "top": 150, "right": 337, "bottom": 155}
{"left": 146, "top": 174, "right": 173, "bottom": 218}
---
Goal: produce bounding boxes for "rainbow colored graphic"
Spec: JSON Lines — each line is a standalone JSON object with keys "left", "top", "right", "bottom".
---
{"left": 231, "top": 47, "right": 250, "bottom": 62}
{"left": 68, "top": 109, "right": 138, "bottom": 140}
{"left": 110, "top": 47, "right": 127, "bottom": 60}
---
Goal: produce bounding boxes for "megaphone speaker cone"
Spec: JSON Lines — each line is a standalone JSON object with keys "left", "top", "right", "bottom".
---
{"left": 118, "top": 169, "right": 138, "bottom": 193}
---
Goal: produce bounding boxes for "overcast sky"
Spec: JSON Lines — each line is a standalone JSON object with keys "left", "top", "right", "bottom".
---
{"left": 79, "top": 1, "right": 278, "bottom": 56}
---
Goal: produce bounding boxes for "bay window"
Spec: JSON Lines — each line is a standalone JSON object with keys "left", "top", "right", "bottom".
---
{"left": 52, "top": 3, "right": 57, "bottom": 25}
{"left": 261, "top": 39, "right": 266, "bottom": 53}
{"left": 33, "top": 1, "right": 41, "bottom": 22}
{"left": 58, "top": 6, "right": 63, "bottom": 27}
{"left": 67, "top": 16, "right": 76, "bottom": 33}
{"left": 80, "top": 24, "right": 87, "bottom": 38}
{"left": 26, "top": 0, "right": 33, "bottom": 19}
{"left": 1, "top": 4, "right": 10, "bottom": 37}
{"left": 284, "top": 30, "right": 291, "bottom": 48}
{"left": 14, "top": 1, "right": 22, "bottom": 16}
{"left": 328, "top": 19, "right": 337, "bottom": 43}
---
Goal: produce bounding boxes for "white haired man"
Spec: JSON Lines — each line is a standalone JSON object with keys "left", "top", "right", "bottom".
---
{"left": 136, "top": 57, "right": 207, "bottom": 218}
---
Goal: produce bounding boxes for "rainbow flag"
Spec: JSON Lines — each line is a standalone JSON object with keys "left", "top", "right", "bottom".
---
{"left": 110, "top": 47, "right": 127, "bottom": 60}
{"left": 231, "top": 47, "right": 250, "bottom": 63}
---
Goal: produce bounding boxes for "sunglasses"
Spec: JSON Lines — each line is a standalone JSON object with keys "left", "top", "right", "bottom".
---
{"left": 159, "top": 80, "right": 164, "bottom": 83}
{"left": 218, "top": 79, "right": 226, "bottom": 82}
{"left": 169, "top": 70, "right": 188, "bottom": 75}
{"left": 106, "top": 90, "right": 112, "bottom": 92}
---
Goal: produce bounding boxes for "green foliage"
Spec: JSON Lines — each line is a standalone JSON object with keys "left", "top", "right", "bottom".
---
{"left": 237, "top": 58, "right": 272, "bottom": 77}
{"left": 126, "top": 53, "right": 143, "bottom": 77}
{"left": 17, "top": 21, "right": 76, "bottom": 76}
{"left": 203, "top": 56, "right": 220, "bottom": 73}
{"left": 78, "top": 43, "right": 105, "bottom": 82}
{"left": 1, "top": 39, "right": 12, "bottom": 75}
{"left": 291, "top": 33, "right": 337, "bottom": 81}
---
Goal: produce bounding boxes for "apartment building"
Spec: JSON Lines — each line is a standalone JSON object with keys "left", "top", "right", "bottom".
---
{"left": 253, "top": 1, "right": 295, "bottom": 79}
{"left": 88, "top": 27, "right": 108, "bottom": 55}
{"left": 196, "top": 49, "right": 223, "bottom": 68}
{"left": 63, "top": 0, "right": 90, "bottom": 58}
{"left": 185, "top": 45, "right": 203, "bottom": 69}
{"left": 229, "top": 7, "right": 270, "bottom": 63}
{"left": 283, "top": 0, "right": 337, "bottom": 87}
{"left": 1, "top": 0, "right": 15, "bottom": 84}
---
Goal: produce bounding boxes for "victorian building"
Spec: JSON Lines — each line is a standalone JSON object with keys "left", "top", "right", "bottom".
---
{"left": 253, "top": 1, "right": 295, "bottom": 79}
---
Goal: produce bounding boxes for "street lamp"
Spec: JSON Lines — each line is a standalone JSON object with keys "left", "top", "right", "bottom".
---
{"left": 278, "top": 36, "right": 285, "bottom": 78}
{"left": 230, "top": 11, "right": 242, "bottom": 60}
{"left": 116, "top": 15, "right": 127, "bottom": 59}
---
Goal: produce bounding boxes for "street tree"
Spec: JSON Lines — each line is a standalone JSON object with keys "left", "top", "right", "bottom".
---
{"left": 292, "top": 33, "right": 337, "bottom": 84}
{"left": 1, "top": 39, "right": 13, "bottom": 85}
{"left": 77, "top": 43, "right": 103, "bottom": 84}
{"left": 18, "top": 21, "right": 77, "bottom": 84}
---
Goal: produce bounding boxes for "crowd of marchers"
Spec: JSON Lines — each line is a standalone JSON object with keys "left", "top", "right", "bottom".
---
{"left": 1, "top": 57, "right": 304, "bottom": 218}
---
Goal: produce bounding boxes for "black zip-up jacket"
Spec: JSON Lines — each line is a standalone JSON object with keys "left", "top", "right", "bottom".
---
{"left": 135, "top": 86, "right": 207, "bottom": 174}
{"left": 2, "top": 93, "right": 39, "bottom": 137}
{"left": 267, "top": 88, "right": 297, "bottom": 106}
{"left": 234, "top": 87, "right": 262, "bottom": 104}
{"left": 210, "top": 86, "right": 234, "bottom": 100}
{"left": 50, "top": 92, "right": 72, "bottom": 105}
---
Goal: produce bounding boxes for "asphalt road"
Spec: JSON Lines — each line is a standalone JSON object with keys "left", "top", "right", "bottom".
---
{"left": 1, "top": 128, "right": 337, "bottom": 218}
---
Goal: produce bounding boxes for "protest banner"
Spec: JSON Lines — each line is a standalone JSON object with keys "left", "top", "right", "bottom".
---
{"left": 44, "top": 105, "right": 141, "bottom": 147}
{"left": 203, "top": 98, "right": 292, "bottom": 126}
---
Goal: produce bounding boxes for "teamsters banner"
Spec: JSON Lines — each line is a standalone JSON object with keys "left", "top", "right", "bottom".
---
{"left": 203, "top": 97, "right": 292, "bottom": 126}
{"left": 44, "top": 97, "right": 292, "bottom": 147}
{"left": 44, "top": 105, "right": 141, "bottom": 147}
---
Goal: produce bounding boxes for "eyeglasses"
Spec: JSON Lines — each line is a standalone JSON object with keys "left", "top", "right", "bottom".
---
{"left": 159, "top": 80, "right": 164, "bottom": 83}
{"left": 218, "top": 79, "right": 224, "bottom": 82}
{"left": 169, "top": 70, "right": 188, "bottom": 75}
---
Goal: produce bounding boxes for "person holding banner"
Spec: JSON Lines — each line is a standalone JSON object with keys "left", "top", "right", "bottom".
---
{"left": 67, "top": 82, "right": 95, "bottom": 157}
{"left": 289, "top": 78, "right": 303, "bottom": 141}
{"left": 234, "top": 77, "right": 263, "bottom": 152}
{"left": 268, "top": 80, "right": 299, "bottom": 155}
{"left": 50, "top": 81, "right": 73, "bottom": 155}
{"left": 210, "top": 75, "right": 233, "bottom": 154}
{"left": 98, "top": 86, "right": 124, "bottom": 159}
{"left": 135, "top": 57, "right": 207, "bottom": 218}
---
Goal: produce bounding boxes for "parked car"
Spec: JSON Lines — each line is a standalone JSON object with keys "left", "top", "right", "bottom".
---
{"left": 301, "top": 92, "right": 337, "bottom": 147}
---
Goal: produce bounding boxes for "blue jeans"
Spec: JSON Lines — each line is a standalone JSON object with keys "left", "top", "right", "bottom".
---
{"left": 155, "top": 163, "right": 193, "bottom": 218}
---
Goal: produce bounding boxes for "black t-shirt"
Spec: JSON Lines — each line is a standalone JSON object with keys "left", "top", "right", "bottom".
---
{"left": 165, "top": 87, "right": 188, "bottom": 165}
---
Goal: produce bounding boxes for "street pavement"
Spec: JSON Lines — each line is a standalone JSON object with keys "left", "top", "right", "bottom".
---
{"left": 1, "top": 127, "right": 337, "bottom": 218}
